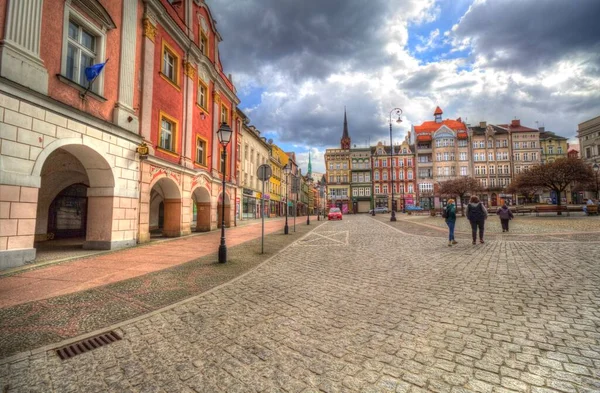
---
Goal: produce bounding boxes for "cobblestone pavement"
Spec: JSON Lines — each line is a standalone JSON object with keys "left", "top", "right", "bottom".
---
{"left": 1, "top": 215, "right": 600, "bottom": 392}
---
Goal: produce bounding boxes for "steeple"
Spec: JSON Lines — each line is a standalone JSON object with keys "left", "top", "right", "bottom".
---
{"left": 341, "top": 107, "right": 351, "bottom": 149}
{"left": 307, "top": 150, "right": 312, "bottom": 176}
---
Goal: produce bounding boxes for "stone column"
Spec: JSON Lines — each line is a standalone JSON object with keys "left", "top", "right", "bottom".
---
{"left": 84, "top": 195, "right": 114, "bottom": 250}
{"left": 195, "top": 202, "right": 211, "bottom": 232}
{"left": 162, "top": 198, "right": 182, "bottom": 237}
{"left": 0, "top": 0, "right": 48, "bottom": 94}
{"left": 113, "top": 0, "right": 139, "bottom": 133}
{"left": 139, "top": 18, "right": 157, "bottom": 143}
{"left": 183, "top": 62, "right": 196, "bottom": 168}
{"left": 212, "top": 93, "right": 221, "bottom": 174}
{"left": 0, "top": 185, "right": 38, "bottom": 269}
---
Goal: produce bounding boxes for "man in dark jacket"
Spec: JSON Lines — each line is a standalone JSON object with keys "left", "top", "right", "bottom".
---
{"left": 445, "top": 199, "right": 457, "bottom": 246}
{"left": 467, "top": 196, "right": 488, "bottom": 244}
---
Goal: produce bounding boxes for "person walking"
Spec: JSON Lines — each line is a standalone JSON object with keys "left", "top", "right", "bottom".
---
{"left": 444, "top": 199, "right": 457, "bottom": 246}
{"left": 467, "top": 195, "right": 488, "bottom": 244}
{"left": 496, "top": 202, "right": 514, "bottom": 232}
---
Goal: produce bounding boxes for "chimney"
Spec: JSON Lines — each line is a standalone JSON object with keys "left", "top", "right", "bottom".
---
{"left": 538, "top": 126, "right": 545, "bottom": 132}
{"left": 479, "top": 121, "right": 487, "bottom": 128}
{"left": 511, "top": 119, "right": 520, "bottom": 127}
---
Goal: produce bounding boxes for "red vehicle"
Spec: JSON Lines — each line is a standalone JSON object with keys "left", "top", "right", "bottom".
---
{"left": 328, "top": 207, "right": 342, "bottom": 220}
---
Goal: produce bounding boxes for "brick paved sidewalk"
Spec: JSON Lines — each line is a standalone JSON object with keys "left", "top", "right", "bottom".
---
{"left": 0, "top": 217, "right": 292, "bottom": 309}
{"left": 0, "top": 219, "right": 323, "bottom": 359}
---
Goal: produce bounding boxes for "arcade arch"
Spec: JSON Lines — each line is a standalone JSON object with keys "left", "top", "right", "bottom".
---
{"left": 148, "top": 177, "right": 182, "bottom": 237}
{"left": 191, "top": 186, "right": 211, "bottom": 232}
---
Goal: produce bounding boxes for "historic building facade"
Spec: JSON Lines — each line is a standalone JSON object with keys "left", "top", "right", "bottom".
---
{"left": 238, "top": 122, "right": 271, "bottom": 220}
{"left": 577, "top": 115, "right": 600, "bottom": 164}
{"left": 325, "top": 111, "right": 351, "bottom": 213}
{"left": 1, "top": 0, "right": 143, "bottom": 268}
{"left": 468, "top": 122, "right": 513, "bottom": 206}
{"left": 0, "top": 0, "right": 241, "bottom": 269}
{"left": 350, "top": 148, "right": 371, "bottom": 213}
{"left": 413, "top": 107, "right": 468, "bottom": 208}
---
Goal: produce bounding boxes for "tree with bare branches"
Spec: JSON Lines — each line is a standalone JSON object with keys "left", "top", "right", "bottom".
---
{"left": 510, "top": 157, "right": 593, "bottom": 212}
{"left": 438, "top": 177, "right": 482, "bottom": 216}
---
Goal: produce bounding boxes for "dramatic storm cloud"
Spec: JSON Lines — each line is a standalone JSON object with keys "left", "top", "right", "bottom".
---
{"left": 209, "top": 0, "right": 600, "bottom": 172}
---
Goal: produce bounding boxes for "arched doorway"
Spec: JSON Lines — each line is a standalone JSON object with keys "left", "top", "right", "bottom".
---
{"left": 191, "top": 187, "right": 211, "bottom": 232}
{"left": 35, "top": 145, "right": 115, "bottom": 251}
{"left": 149, "top": 177, "right": 182, "bottom": 237}
{"left": 217, "top": 190, "right": 231, "bottom": 228}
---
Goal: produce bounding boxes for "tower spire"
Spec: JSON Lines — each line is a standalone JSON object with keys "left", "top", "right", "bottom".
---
{"left": 308, "top": 150, "right": 312, "bottom": 176}
{"left": 341, "top": 107, "right": 351, "bottom": 149}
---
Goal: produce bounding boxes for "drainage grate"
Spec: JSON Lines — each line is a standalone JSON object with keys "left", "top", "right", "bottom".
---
{"left": 55, "top": 331, "right": 122, "bottom": 360}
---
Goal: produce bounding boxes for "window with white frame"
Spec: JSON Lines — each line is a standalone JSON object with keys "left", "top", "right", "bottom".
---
{"left": 359, "top": 188, "right": 364, "bottom": 196}
{"left": 407, "top": 170, "right": 413, "bottom": 179}
{"left": 479, "top": 141, "right": 484, "bottom": 148}
{"left": 419, "top": 183, "right": 433, "bottom": 193}
{"left": 382, "top": 159, "right": 387, "bottom": 167}
{"left": 489, "top": 165, "right": 495, "bottom": 174}
{"left": 195, "top": 137, "right": 206, "bottom": 165}
{"left": 524, "top": 153, "right": 529, "bottom": 161}
{"left": 473, "top": 142, "right": 478, "bottom": 149}
{"left": 436, "top": 153, "right": 442, "bottom": 161}
{"left": 374, "top": 171, "right": 379, "bottom": 180}
{"left": 407, "top": 159, "right": 412, "bottom": 166}
{"left": 408, "top": 184, "right": 413, "bottom": 193}
{"left": 502, "top": 140, "right": 508, "bottom": 147}
{"left": 458, "top": 139, "right": 467, "bottom": 147}
{"left": 352, "top": 189, "right": 358, "bottom": 196}
{"left": 375, "top": 185, "right": 380, "bottom": 194}
{"left": 382, "top": 172, "right": 388, "bottom": 180}
{"left": 557, "top": 146, "right": 562, "bottom": 154}
{"left": 502, "top": 152, "right": 508, "bottom": 160}
{"left": 352, "top": 173, "right": 357, "bottom": 182}
{"left": 443, "top": 152, "right": 449, "bottom": 161}
{"left": 62, "top": 11, "right": 106, "bottom": 94}
{"left": 460, "top": 166, "right": 467, "bottom": 176}
{"left": 488, "top": 152, "right": 493, "bottom": 161}
{"left": 532, "top": 141, "right": 537, "bottom": 148}
{"left": 365, "top": 173, "right": 370, "bottom": 182}
{"left": 460, "top": 152, "right": 467, "bottom": 161}
{"left": 365, "top": 188, "right": 371, "bottom": 196}
{"left": 382, "top": 185, "right": 388, "bottom": 194}
{"left": 437, "top": 167, "right": 443, "bottom": 176}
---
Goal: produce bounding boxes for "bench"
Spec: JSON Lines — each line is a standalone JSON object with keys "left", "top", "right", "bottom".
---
{"left": 514, "top": 207, "right": 533, "bottom": 215}
{"left": 534, "top": 205, "right": 570, "bottom": 216}
{"left": 585, "top": 205, "right": 599, "bottom": 216}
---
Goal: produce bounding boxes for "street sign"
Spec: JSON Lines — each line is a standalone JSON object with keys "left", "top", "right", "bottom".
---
{"left": 257, "top": 164, "right": 272, "bottom": 181}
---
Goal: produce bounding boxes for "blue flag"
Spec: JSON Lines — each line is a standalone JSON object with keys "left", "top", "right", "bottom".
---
{"left": 85, "top": 61, "right": 107, "bottom": 82}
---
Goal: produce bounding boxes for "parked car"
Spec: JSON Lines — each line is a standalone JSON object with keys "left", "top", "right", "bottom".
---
{"left": 328, "top": 207, "right": 343, "bottom": 220}
{"left": 369, "top": 207, "right": 389, "bottom": 214}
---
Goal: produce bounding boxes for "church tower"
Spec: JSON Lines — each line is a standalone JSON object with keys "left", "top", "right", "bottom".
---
{"left": 341, "top": 108, "right": 351, "bottom": 149}
{"left": 307, "top": 150, "right": 312, "bottom": 176}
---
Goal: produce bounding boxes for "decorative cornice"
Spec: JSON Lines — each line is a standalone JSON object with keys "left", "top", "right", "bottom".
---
{"left": 142, "top": 18, "right": 157, "bottom": 42}
{"left": 184, "top": 61, "right": 196, "bottom": 79}
{"left": 72, "top": 0, "right": 116, "bottom": 30}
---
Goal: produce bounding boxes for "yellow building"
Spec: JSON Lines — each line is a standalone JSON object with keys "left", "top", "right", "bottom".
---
{"left": 268, "top": 143, "right": 289, "bottom": 216}
{"left": 539, "top": 128, "right": 568, "bottom": 164}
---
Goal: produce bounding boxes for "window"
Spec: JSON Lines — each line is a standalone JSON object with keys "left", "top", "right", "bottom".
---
{"left": 548, "top": 146, "right": 554, "bottom": 154}
{"left": 443, "top": 152, "right": 449, "bottom": 161}
{"left": 460, "top": 152, "right": 467, "bottom": 161}
{"left": 374, "top": 171, "right": 379, "bottom": 181}
{"left": 532, "top": 142, "right": 537, "bottom": 148}
{"left": 221, "top": 104, "right": 229, "bottom": 124}
{"left": 407, "top": 171, "right": 413, "bottom": 180}
{"left": 161, "top": 41, "right": 180, "bottom": 87}
{"left": 479, "top": 141, "right": 485, "bottom": 148}
{"left": 488, "top": 140, "right": 493, "bottom": 148}
{"left": 382, "top": 185, "right": 388, "bottom": 194}
{"left": 557, "top": 146, "right": 562, "bottom": 154}
{"left": 159, "top": 112, "right": 178, "bottom": 153}
{"left": 365, "top": 173, "right": 371, "bottom": 182}
{"left": 195, "top": 136, "right": 206, "bottom": 165}
{"left": 65, "top": 20, "right": 98, "bottom": 88}
{"left": 375, "top": 185, "right": 380, "bottom": 194}
{"left": 329, "top": 163, "right": 333, "bottom": 170}
{"left": 198, "top": 80, "right": 209, "bottom": 110}
{"left": 514, "top": 142, "right": 519, "bottom": 149}
{"left": 458, "top": 140, "right": 468, "bottom": 147}
{"left": 488, "top": 152, "right": 493, "bottom": 161}
{"left": 460, "top": 166, "right": 467, "bottom": 176}
{"left": 336, "top": 163, "right": 341, "bottom": 170}
{"left": 200, "top": 31, "right": 208, "bottom": 56}
{"left": 382, "top": 159, "right": 387, "bottom": 167}
{"left": 502, "top": 140, "right": 508, "bottom": 147}
{"left": 436, "top": 153, "right": 442, "bottom": 161}
{"left": 532, "top": 152, "right": 537, "bottom": 161}
{"left": 359, "top": 188, "right": 364, "bottom": 196}
{"left": 352, "top": 173, "right": 357, "bottom": 182}
{"left": 382, "top": 172, "right": 388, "bottom": 180}
{"left": 524, "top": 153, "right": 529, "bottom": 161}
{"left": 419, "top": 183, "right": 433, "bottom": 193}
{"left": 407, "top": 159, "right": 412, "bottom": 167}
{"left": 490, "top": 165, "right": 495, "bottom": 175}
{"left": 473, "top": 142, "right": 478, "bottom": 149}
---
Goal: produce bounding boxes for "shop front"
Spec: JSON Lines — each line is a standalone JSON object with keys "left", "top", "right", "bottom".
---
{"left": 242, "top": 188, "right": 262, "bottom": 220}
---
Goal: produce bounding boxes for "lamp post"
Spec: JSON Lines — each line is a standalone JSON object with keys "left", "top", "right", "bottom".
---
{"left": 306, "top": 177, "right": 312, "bottom": 225}
{"left": 283, "top": 163, "right": 291, "bottom": 234}
{"left": 593, "top": 162, "right": 599, "bottom": 200}
{"left": 389, "top": 108, "right": 402, "bottom": 221}
{"left": 217, "top": 122, "right": 232, "bottom": 263}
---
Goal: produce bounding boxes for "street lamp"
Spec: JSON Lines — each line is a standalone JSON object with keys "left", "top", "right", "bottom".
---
{"left": 593, "top": 162, "right": 599, "bottom": 200}
{"left": 389, "top": 108, "right": 402, "bottom": 221}
{"left": 283, "top": 163, "right": 291, "bottom": 234}
{"left": 217, "top": 122, "right": 232, "bottom": 263}
{"left": 306, "top": 177, "right": 312, "bottom": 225}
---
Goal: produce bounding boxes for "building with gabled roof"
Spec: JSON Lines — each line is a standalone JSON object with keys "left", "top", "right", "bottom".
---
{"left": 412, "top": 107, "right": 468, "bottom": 209}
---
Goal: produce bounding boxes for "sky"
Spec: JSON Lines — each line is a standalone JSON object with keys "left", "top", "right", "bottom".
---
{"left": 209, "top": 0, "right": 600, "bottom": 174}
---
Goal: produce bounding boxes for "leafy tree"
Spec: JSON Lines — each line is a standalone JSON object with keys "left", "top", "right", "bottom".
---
{"left": 438, "top": 176, "right": 482, "bottom": 215}
{"left": 510, "top": 157, "right": 593, "bottom": 213}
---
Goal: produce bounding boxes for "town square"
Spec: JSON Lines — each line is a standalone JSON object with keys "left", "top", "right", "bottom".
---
{"left": 1, "top": 0, "right": 600, "bottom": 392}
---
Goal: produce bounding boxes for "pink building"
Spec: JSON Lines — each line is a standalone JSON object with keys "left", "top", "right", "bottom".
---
{"left": 0, "top": 0, "right": 239, "bottom": 269}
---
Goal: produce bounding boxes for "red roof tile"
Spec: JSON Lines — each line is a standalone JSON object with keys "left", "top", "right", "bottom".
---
{"left": 414, "top": 120, "right": 466, "bottom": 133}
{"left": 416, "top": 134, "right": 432, "bottom": 142}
